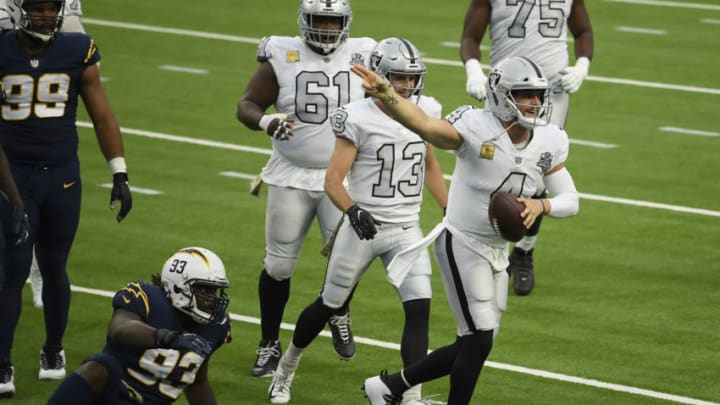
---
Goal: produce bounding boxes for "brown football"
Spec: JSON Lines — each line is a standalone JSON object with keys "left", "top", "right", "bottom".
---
{"left": 488, "top": 192, "right": 527, "bottom": 242}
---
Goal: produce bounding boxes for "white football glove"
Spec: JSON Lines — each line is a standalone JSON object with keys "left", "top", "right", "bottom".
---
{"left": 258, "top": 113, "right": 292, "bottom": 141}
{"left": 464, "top": 59, "right": 487, "bottom": 101}
{"left": 559, "top": 57, "right": 590, "bottom": 94}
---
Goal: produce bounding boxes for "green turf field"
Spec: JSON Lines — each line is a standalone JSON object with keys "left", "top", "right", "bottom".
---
{"left": 7, "top": 0, "right": 720, "bottom": 403}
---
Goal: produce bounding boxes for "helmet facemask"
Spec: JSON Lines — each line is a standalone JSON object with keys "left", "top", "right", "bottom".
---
{"left": 7, "top": 0, "right": 65, "bottom": 42}
{"left": 369, "top": 37, "right": 426, "bottom": 101}
{"left": 298, "top": 0, "right": 352, "bottom": 55}
{"left": 486, "top": 57, "right": 553, "bottom": 129}
{"left": 161, "top": 247, "right": 231, "bottom": 325}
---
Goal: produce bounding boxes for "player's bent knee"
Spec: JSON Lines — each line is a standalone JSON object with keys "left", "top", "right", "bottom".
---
{"left": 321, "top": 289, "right": 351, "bottom": 309}
{"left": 263, "top": 255, "right": 297, "bottom": 280}
{"left": 75, "top": 361, "right": 110, "bottom": 394}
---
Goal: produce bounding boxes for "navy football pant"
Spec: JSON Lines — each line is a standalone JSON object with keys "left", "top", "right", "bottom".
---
{"left": 0, "top": 160, "right": 81, "bottom": 359}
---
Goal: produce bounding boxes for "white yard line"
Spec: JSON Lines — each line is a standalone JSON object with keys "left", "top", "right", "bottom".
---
{"left": 659, "top": 126, "right": 719, "bottom": 137}
{"left": 158, "top": 65, "right": 208, "bottom": 74}
{"left": 81, "top": 18, "right": 720, "bottom": 96}
{"left": 77, "top": 121, "right": 720, "bottom": 218}
{"left": 603, "top": 0, "right": 720, "bottom": 11}
{"left": 615, "top": 26, "right": 667, "bottom": 35}
{"left": 68, "top": 284, "right": 720, "bottom": 405}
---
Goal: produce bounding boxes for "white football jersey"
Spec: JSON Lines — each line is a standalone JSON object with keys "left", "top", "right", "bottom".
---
{"left": 331, "top": 95, "right": 442, "bottom": 223}
{"left": 488, "top": 0, "right": 573, "bottom": 81}
{"left": 445, "top": 107, "right": 569, "bottom": 247}
{"left": 0, "top": 0, "right": 11, "bottom": 29}
{"left": 258, "top": 36, "right": 376, "bottom": 191}
{"left": 0, "top": 0, "right": 82, "bottom": 28}
{"left": 64, "top": 0, "right": 82, "bottom": 17}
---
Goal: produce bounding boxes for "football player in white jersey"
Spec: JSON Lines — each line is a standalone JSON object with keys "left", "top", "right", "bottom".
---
{"left": 61, "top": 0, "right": 84, "bottom": 33}
{"left": 268, "top": 37, "right": 448, "bottom": 405}
{"left": 236, "top": 0, "right": 376, "bottom": 378}
{"left": 0, "top": 0, "right": 81, "bottom": 31}
{"left": 353, "top": 56, "right": 579, "bottom": 404}
{"left": 460, "top": 0, "right": 593, "bottom": 296}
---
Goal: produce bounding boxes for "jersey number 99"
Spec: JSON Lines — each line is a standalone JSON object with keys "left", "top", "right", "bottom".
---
{"left": 1, "top": 73, "right": 70, "bottom": 121}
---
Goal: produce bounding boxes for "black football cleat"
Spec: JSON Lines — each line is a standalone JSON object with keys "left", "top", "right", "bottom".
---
{"left": 251, "top": 339, "right": 281, "bottom": 377}
{"left": 328, "top": 312, "right": 355, "bottom": 360}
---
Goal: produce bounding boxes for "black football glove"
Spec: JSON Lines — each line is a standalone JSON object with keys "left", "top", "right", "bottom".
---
{"left": 346, "top": 204, "right": 379, "bottom": 240}
{"left": 154, "top": 328, "right": 213, "bottom": 358}
{"left": 110, "top": 172, "right": 132, "bottom": 222}
{"left": 9, "top": 204, "right": 29, "bottom": 246}
{"left": 267, "top": 116, "right": 292, "bottom": 141}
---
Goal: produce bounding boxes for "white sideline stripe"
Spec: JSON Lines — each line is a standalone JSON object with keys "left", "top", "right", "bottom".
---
{"left": 76, "top": 121, "right": 273, "bottom": 156}
{"left": 98, "top": 183, "right": 163, "bottom": 195}
{"left": 67, "top": 284, "right": 718, "bottom": 405}
{"left": 603, "top": 0, "right": 720, "bottom": 10}
{"left": 659, "top": 126, "right": 719, "bottom": 137}
{"left": 615, "top": 26, "right": 667, "bottom": 35}
{"left": 569, "top": 139, "right": 617, "bottom": 148}
{"left": 76, "top": 121, "right": 720, "bottom": 218}
{"left": 81, "top": 18, "right": 720, "bottom": 96}
{"left": 701, "top": 18, "right": 720, "bottom": 24}
{"left": 159, "top": 65, "right": 208, "bottom": 75}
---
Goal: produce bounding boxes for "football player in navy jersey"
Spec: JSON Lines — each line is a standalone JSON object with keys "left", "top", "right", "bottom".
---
{"left": 0, "top": 0, "right": 132, "bottom": 397}
{"left": 48, "top": 247, "right": 232, "bottom": 405}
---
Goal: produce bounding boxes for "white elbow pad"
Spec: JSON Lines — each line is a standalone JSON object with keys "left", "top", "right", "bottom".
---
{"left": 545, "top": 167, "right": 579, "bottom": 218}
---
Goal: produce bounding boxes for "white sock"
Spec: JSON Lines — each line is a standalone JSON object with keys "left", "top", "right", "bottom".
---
{"left": 516, "top": 236, "right": 537, "bottom": 252}
{"left": 402, "top": 384, "right": 422, "bottom": 402}
{"left": 282, "top": 342, "right": 304, "bottom": 369}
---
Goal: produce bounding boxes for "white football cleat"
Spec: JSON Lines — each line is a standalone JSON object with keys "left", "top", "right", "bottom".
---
{"left": 268, "top": 361, "right": 295, "bottom": 404}
{"left": 363, "top": 371, "right": 401, "bottom": 405}
{"left": 39, "top": 348, "right": 66, "bottom": 380}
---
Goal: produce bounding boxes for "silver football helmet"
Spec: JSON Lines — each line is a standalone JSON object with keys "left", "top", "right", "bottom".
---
{"left": 298, "top": 0, "right": 352, "bottom": 55}
{"left": 6, "top": 0, "right": 64, "bottom": 42}
{"left": 485, "top": 56, "right": 553, "bottom": 128}
{"left": 369, "top": 37, "right": 426, "bottom": 99}
{"left": 161, "top": 247, "right": 230, "bottom": 325}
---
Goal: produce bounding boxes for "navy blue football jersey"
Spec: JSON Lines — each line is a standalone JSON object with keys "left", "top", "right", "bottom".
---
{"left": 105, "top": 281, "right": 232, "bottom": 405}
{"left": 0, "top": 31, "right": 101, "bottom": 164}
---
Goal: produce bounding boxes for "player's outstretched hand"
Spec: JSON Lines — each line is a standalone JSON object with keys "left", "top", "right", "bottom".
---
{"left": 110, "top": 172, "right": 132, "bottom": 222}
{"left": 346, "top": 204, "right": 380, "bottom": 240}
{"left": 155, "top": 328, "right": 213, "bottom": 358}
{"left": 351, "top": 64, "right": 392, "bottom": 99}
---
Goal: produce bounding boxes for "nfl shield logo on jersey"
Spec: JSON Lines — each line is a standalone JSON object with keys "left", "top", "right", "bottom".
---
{"left": 30, "top": 59, "right": 40, "bottom": 69}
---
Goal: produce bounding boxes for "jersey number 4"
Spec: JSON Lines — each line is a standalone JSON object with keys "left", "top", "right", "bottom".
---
{"left": 1, "top": 74, "right": 70, "bottom": 121}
